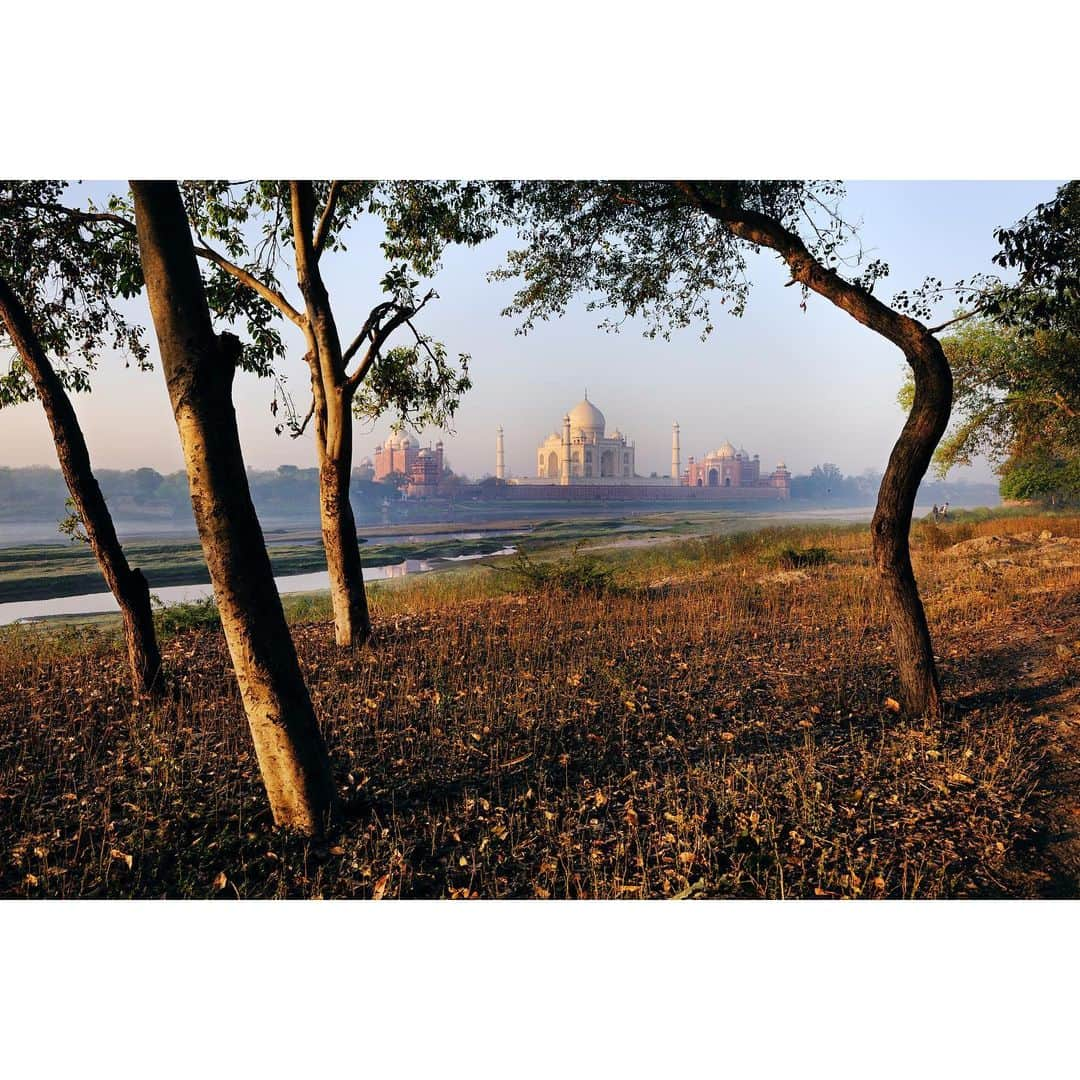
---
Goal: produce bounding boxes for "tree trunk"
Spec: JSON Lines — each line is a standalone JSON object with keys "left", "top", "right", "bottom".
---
{"left": 0, "top": 275, "right": 162, "bottom": 695}
{"left": 290, "top": 181, "right": 372, "bottom": 647}
{"left": 870, "top": 337, "right": 951, "bottom": 718}
{"left": 130, "top": 181, "right": 336, "bottom": 835}
{"left": 317, "top": 386, "right": 371, "bottom": 646}
{"left": 675, "top": 183, "right": 953, "bottom": 719}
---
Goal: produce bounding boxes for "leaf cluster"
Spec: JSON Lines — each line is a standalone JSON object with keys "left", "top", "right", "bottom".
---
{"left": 903, "top": 317, "right": 1080, "bottom": 477}
{"left": 0, "top": 181, "right": 148, "bottom": 407}
{"left": 490, "top": 181, "right": 861, "bottom": 339}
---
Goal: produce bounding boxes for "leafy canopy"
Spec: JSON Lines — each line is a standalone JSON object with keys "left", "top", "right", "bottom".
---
{"left": 0, "top": 180, "right": 148, "bottom": 407}
{"left": 489, "top": 181, "right": 880, "bottom": 339}
{"left": 179, "top": 181, "right": 492, "bottom": 433}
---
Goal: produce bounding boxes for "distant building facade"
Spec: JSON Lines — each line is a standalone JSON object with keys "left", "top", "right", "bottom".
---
{"left": 374, "top": 433, "right": 420, "bottom": 481}
{"left": 683, "top": 442, "right": 790, "bottom": 492}
{"left": 533, "top": 396, "right": 636, "bottom": 481}
{"left": 373, "top": 433, "right": 445, "bottom": 496}
{"left": 502, "top": 394, "right": 790, "bottom": 499}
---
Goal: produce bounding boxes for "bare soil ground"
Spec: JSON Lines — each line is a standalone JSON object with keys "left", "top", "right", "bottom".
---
{"left": 2, "top": 513, "right": 1078, "bottom": 898}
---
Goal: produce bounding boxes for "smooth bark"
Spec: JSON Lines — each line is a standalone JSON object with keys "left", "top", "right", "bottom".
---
{"left": 130, "top": 180, "right": 336, "bottom": 834}
{"left": 676, "top": 183, "right": 953, "bottom": 719}
{"left": 290, "top": 181, "right": 371, "bottom": 647}
{"left": 0, "top": 275, "right": 162, "bottom": 694}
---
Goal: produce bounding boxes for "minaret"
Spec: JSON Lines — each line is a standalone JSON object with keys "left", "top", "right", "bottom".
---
{"left": 495, "top": 426, "right": 505, "bottom": 480}
{"left": 560, "top": 414, "right": 571, "bottom": 485}
{"left": 672, "top": 421, "right": 681, "bottom": 486}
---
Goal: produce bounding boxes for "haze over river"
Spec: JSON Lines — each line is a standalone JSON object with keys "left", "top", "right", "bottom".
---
{"left": 0, "top": 501, "right": 991, "bottom": 625}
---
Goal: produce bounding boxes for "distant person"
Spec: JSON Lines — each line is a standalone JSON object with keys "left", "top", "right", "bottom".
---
{"left": 931, "top": 504, "right": 940, "bottom": 522}
{"left": 942, "top": 501, "right": 950, "bottom": 519}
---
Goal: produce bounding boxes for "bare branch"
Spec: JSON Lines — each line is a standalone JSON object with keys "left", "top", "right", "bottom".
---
{"left": 291, "top": 396, "right": 317, "bottom": 437}
{"left": 341, "top": 301, "right": 395, "bottom": 368}
{"left": 927, "top": 310, "right": 980, "bottom": 335}
{"left": 344, "top": 292, "right": 435, "bottom": 393}
{"left": 313, "top": 181, "right": 344, "bottom": 260}
{"left": 0, "top": 200, "right": 135, "bottom": 232}
{"left": 194, "top": 237, "right": 305, "bottom": 328}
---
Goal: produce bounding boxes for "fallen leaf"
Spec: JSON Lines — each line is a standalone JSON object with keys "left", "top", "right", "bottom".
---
{"left": 372, "top": 874, "right": 389, "bottom": 901}
{"left": 884, "top": 697, "right": 901, "bottom": 713}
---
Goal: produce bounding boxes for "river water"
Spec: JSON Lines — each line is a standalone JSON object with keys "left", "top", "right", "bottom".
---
{"left": 0, "top": 547, "right": 517, "bottom": 625}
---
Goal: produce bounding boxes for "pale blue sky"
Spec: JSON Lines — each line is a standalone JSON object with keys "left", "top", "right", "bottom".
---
{"left": 1, "top": 181, "right": 1061, "bottom": 482}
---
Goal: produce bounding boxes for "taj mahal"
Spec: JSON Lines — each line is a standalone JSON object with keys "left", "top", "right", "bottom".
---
{"left": 498, "top": 394, "right": 790, "bottom": 500}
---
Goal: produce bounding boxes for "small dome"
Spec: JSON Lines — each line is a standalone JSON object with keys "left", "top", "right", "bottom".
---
{"left": 611, "top": 429, "right": 623, "bottom": 440}
{"left": 777, "top": 461, "right": 787, "bottom": 470}
{"left": 417, "top": 448, "right": 433, "bottom": 459}
{"left": 716, "top": 441, "right": 737, "bottom": 459}
{"left": 568, "top": 397, "right": 605, "bottom": 436}
{"left": 396, "top": 434, "right": 419, "bottom": 449}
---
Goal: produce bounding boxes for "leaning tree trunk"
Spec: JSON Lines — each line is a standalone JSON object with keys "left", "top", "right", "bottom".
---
{"left": 0, "top": 275, "right": 161, "bottom": 694}
{"left": 316, "top": 385, "right": 371, "bottom": 646}
{"left": 870, "top": 336, "right": 952, "bottom": 718}
{"left": 674, "top": 183, "right": 953, "bottom": 719}
{"left": 130, "top": 180, "right": 336, "bottom": 835}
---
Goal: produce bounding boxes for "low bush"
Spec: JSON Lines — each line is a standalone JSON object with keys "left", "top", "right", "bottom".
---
{"left": 765, "top": 544, "right": 833, "bottom": 569}
{"left": 498, "top": 544, "right": 617, "bottom": 595}
{"left": 152, "top": 596, "right": 221, "bottom": 637}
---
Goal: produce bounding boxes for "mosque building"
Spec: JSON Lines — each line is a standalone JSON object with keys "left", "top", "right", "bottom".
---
{"left": 373, "top": 433, "right": 444, "bottom": 484}
{"left": 533, "top": 394, "right": 635, "bottom": 481}
{"left": 501, "top": 394, "right": 790, "bottom": 500}
{"left": 373, "top": 433, "right": 446, "bottom": 496}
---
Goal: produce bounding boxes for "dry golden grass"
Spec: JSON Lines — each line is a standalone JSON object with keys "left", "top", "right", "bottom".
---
{"left": 2, "top": 512, "right": 1077, "bottom": 898}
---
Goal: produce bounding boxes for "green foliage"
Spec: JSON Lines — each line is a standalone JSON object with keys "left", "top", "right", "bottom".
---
{"left": 0, "top": 181, "right": 149, "bottom": 407}
{"left": 998, "top": 454, "right": 1080, "bottom": 504}
{"left": 57, "top": 497, "right": 89, "bottom": 545}
{"left": 152, "top": 596, "right": 221, "bottom": 638}
{"left": 990, "top": 181, "right": 1080, "bottom": 334}
{"left": 179, "top": 182, "right": 482, "bottom": 437}
{"left": 491, "top": 181, "right": 857, "bottom": 340}
{"left": 906, "top": 317, "right": 1080, "bottom": 486}
{"left": 498, "top": 545, "right": 617, "bottom": 596}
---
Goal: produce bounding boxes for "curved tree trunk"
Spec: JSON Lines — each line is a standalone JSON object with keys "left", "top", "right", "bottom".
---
{"left": 870, "top": 335, "right": 952, "bottom": 718}
{"left": 675, "top": 183, "right": 953, "bottom": 719}
{"left": 131, "top": 181, "right": 336, "bottom": 835}
{"left": 0, "top": 275, "right": 162, "bottom": 695}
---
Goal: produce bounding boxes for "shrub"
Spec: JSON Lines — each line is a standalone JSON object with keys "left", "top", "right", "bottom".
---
{"left": 498, "top": 544, "right": 617, "bottom": 595}
{"left": 152, "top": 595, "right": 221, "bottom": 637}
{"left": 766, "top": 545, "right": 833, "bottom": 569}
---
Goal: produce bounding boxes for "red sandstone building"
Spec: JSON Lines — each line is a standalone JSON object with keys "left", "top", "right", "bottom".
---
{"left": 373, "top": 433, "right": 445, "bottom": 496}
{"left": 683, "top": 440, "right": 791, "bottom": 492}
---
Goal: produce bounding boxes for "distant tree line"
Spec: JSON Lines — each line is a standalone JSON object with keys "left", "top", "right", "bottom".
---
{"left": 0, "top": 462, "right": 478, "bottom": 525}
{"left": 789, "top": 463, "right": 1000, "bottom": 506}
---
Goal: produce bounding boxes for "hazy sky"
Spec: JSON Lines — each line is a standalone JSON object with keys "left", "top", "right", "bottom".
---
{"left": 1, "top": 181, "right": 1060, "bottom": 482}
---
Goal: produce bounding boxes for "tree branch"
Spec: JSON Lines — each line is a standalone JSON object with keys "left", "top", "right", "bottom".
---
{"left": 344, "top": 291, "right": 435, "bottom": 393}
{"left": 927, "top": 310, "right": 980, "bottom": 335}
{"left": 313, "top": 181, "right": 344, "bottom": 260}
{"left": 291, "top": 396, "right": 317, "bottom": 437}
{"left": 194, "top": 237, "right": 305, "bottom": 329}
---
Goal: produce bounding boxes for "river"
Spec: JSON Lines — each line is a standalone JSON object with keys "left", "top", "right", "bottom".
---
{"left": 0, "top": 547, "right": 517, "bottom": 625}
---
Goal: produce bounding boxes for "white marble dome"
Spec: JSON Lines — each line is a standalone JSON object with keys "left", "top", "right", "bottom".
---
{"left": 716, "top": 441, "right": 737, "bottom": 459}
{"left": 568, "top": 397, "right": 605, "bottom": 436}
